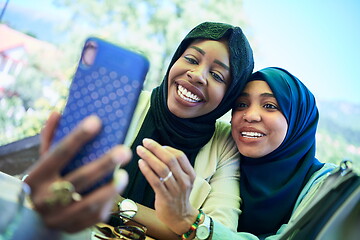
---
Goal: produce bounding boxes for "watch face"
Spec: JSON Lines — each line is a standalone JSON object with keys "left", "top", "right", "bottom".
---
{"left": 120, "top": 199, "right": 137, "bottom": 218}
{"left": 196, "top": 225, "right": 210, "bottom": 239}
{"left": 121, "top": 200, "right": 137, "bottom": 211}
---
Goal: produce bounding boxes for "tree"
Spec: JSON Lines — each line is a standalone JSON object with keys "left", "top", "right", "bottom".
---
{"left": 0, "top": 0, "right": 247, "bottom": 146}
{"left": 53, "top": 0, "right": 247, "bottom": 90}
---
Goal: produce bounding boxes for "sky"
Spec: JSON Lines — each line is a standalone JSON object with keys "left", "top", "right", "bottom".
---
{"left": 242, "top": 0, "right": 360, "bottom": 104}
{"left": 2, "top": 0, "right": 360, "bottom": 104}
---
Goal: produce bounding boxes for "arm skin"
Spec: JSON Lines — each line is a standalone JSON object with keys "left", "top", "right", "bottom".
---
{"left": 113, "top": 194, "right": 182, "bottom": 240}
{"left": 24, "top": 112, "right": 132, "bottom": 233}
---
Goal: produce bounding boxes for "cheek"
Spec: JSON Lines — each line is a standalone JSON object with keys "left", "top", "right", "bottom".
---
{"left": 168, "top": 67, "right": 175, "bottom": 85}
{"left": 168, "top": 59, "right": 183, "bottom": 76}
{"left": 273, "top": 116, "right": 288, "bottom": 144}
{"left": 230, "top": 112, "right": 242, "bottom": 128}
{"left": 210, "top": 84, "right": 227, "bottom": 106}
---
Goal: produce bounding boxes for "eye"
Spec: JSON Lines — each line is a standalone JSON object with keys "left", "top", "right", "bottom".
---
{"left": 233, "top": 101, "right": 248, "bottom": 111}
{"left": 184, "top": 55, "right": 198, "bottom": 65}
{"left": 210, "top": 71, "right": 225, "bottom": 83}
{"left": 263, "top": 103, "right": 278, "bottom": 110}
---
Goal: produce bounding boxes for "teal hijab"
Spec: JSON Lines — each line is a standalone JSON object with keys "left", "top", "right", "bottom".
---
{"left": 123, "top": 22, "right": 254, "bottom": 207}
{"left": 237, "top": 67, "right": 324, "bottom": 236}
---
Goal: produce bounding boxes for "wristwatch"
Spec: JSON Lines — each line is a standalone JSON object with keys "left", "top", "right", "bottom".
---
{"left": 118, "top": 198, "right": 137, "bottom": 218}
{"left": 195, "top": 213, "right": 211, "bottom": 240}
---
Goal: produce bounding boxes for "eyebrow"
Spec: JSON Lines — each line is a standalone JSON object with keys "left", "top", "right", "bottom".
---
{"left": 190, "top": 46, "right": 230, "bottom": 71}
{"left": 240, "top": 92, "right": 275, "bottom": 98}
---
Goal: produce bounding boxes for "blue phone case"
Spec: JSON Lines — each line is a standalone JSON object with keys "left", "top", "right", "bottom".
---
{"left": 52, "top": 37, "right": 149, "bottom": 193}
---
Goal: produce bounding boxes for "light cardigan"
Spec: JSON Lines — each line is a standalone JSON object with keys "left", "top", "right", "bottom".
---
{"left": 211, "top": 163, "right": 337, "bottom": 239}
{"left": 124, "top": 91, "right": 241, "bottom": 231}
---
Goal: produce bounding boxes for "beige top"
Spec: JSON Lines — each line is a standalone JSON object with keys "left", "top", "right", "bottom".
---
{"left": 124, "top": 91, "right": 241, "bottom": 231}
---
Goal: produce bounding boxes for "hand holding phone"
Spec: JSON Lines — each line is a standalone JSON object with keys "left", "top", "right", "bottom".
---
{"left": 51, "top": 37, "right": 149, "bottom": 193}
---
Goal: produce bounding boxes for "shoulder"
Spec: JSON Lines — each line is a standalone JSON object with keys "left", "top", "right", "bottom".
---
{"left": 194, "top": 120, "right": 238, "bottom": 174}
{"left": 301, "top": 163, "right": 337, "bottom": 195}
{"left": 139, "top": 90, "right": 151, "bottom": 102}
{"left": 124, "top": 90, "right": 151, "bottom": 145}
{"left": 134, "top": 90, "right": 151, "bottom": 113}
{"left": 213, "top": 120, "right": 237, "bottom": 150}
{"left": 291, "top": 163, "right": 337, "bottom": 217}
{"left": 213, "top": 120, "right": 232, "bottom": 140}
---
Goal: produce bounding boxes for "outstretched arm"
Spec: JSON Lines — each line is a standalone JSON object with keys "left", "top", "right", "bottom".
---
{"left": 24, "top": 112, "right": 132, "bottom": 233}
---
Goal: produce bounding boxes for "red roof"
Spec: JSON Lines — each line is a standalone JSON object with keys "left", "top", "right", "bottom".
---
{"left": 0, "top": 24, "right": 58, "bottom": 54}
{"left": 0, "top": 24, "right": 65, "bottom": 79}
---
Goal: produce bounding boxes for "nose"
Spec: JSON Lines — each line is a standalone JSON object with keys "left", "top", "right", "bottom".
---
{"left": 243, "top": 107, "right": 261, "bottom": 122}
{"left": 187, "top": 67, "right": 207, "bottom": 85}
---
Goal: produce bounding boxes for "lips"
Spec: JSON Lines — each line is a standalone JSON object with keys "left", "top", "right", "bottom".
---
{"left": 177, "top": 84, "right": 202, "bottom": 103}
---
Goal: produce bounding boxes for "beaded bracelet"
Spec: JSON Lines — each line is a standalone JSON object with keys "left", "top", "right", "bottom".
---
{"left": 181, "top": 209, "right": 204, "bottom": 240}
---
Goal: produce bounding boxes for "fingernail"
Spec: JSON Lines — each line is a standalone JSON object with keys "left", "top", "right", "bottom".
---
{"left": 82, "top": 115, "right": 101, "bottom": 134}
{"left": 111, "top": 146, "right": 132, "bottom": 165}
{"left": 138, "top": 159, "right": 144, "bottom": 168}
{"left": 136, "top": 145, "right": 144, "bottom": 154}
{"left": 142, "top": 138, "right": 152, "bottom": 146}
{"left": 113, "top": 169, "right": 129, "bottom": 193}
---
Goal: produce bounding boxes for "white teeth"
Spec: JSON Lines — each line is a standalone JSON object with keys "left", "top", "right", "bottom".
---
{"left": 177, "top": 85, "right": 201, "bottom": 102}
{"left": 241, "top": 132, "right": 264, "bottom": 138}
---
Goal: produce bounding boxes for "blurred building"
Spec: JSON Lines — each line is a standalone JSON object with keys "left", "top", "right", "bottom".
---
{"left": 0, "top": 24, "right": 64, "bottom": 98}
{"left": 0, "top": 24, "right": 62, "bottom": 175}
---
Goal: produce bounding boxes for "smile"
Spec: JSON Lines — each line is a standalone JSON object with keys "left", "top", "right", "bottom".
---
{"left": 177, "top": 85, "right": 202, "bottom": 103}
{"left": 241, "top": 132, "right": 265, "bottom": 138}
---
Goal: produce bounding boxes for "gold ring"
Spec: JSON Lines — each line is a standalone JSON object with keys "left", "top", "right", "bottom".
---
{"left": 159, "top": 171, "right": 173, "bottom": 183}
{"left": 45, "top": 181, "right": 82, "bottom": 207}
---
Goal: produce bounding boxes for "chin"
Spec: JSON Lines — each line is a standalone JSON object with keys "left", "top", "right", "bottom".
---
{"left": 240, "top": 151, "right": 264, "bottom": 159}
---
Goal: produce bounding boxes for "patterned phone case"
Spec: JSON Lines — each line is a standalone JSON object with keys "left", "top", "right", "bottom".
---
{"left": 52, "top": 37, "right": 149, "bottom": 193}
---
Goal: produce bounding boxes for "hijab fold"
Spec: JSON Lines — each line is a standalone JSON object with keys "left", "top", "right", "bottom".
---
{"left": 237, "top": 67, "right": 324, "bottom": 235}
{"left": 123, "top": 22, "right": 254, "bottom": 208}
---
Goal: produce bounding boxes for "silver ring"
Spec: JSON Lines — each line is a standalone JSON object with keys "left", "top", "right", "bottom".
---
{"left": 159, "top": 171, "right": 173, "bottom": 183}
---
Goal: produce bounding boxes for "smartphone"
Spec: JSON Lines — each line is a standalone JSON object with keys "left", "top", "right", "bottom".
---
{"left": 51, "top": 37, "right": 149, "bottom": 193}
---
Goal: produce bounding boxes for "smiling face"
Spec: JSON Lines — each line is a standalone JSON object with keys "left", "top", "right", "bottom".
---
{"left": 231, "top": 80, "right": 288, "bottom": 158}
{"left": 167, "top": 39, "right": 231, "bottom": 118}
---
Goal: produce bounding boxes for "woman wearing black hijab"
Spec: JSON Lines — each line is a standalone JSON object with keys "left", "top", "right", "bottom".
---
{"left": 111, "top": 21, "right": 254, "bottom": 238}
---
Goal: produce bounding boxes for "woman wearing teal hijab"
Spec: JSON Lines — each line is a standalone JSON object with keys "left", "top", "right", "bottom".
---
{"left": 234, "top": 67, "right": 334, "bottom": 237}
{"left": 140, "top": 67, "right": 336, "bottom": 239}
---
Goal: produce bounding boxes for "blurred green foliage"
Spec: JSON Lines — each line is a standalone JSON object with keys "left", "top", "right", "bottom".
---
{"left": 0, "top": 0, "right": 359, "bottom": 171}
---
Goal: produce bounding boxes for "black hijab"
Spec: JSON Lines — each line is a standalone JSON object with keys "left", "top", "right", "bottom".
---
{"left": 123, "top": 22, "right": 254, "bottom": 208}
{"left": 237, "top": 67, "right": 324, "bottom": 236}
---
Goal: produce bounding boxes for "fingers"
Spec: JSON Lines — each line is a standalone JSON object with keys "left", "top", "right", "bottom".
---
{"left": 163, "top": 147, "right": 196, "bottom": 183}
{"left": 40, "top": 112, "right": 61, "bottom": 155}
{"left": 139, "top": 138, "right": 194, "bottom": 181}
{"left": 138, "top": 159, "right": 169, "bottom": 197}
{"left": 39, "top": 169, "right": 129, "bottom": 233}
{"left": 39, "top": 115, "right": 103, "bottom": 177}
{"left": 25, "top": 115, "right": 102, "bottom": 188}
{"left": 43, "top": 182, "right": 119, "bottom": 233}
{"left": 65, "top": 145, "right": 132, "bottom": 193}
{"left": 137, "top": 138, "right": 195, "bottom": 195}
{"left": 136, "top": 140, "right": 171, "bottom": 178}
{"left": 136, "top": 144, "right": 179, "bottom": 195}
